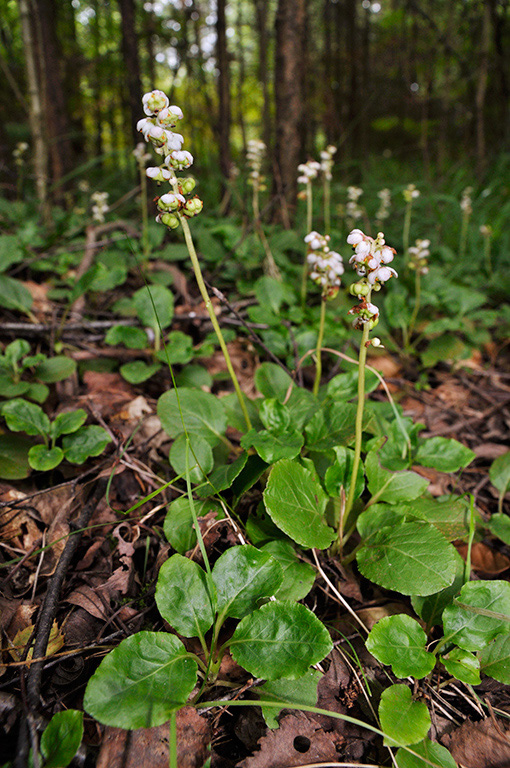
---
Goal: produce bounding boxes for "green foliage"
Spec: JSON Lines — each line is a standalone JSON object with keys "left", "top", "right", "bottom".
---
{"left": 40, "top": 710, "right": 84, "bottom": 768}
{"left": 378, "top": 684, "right": 431, "bottom": 746}
{"left": 442, "top": 581, "right": 510, "bottom": 651}
{"left": 367, "top": 615, "right": 435, "bottom": 679}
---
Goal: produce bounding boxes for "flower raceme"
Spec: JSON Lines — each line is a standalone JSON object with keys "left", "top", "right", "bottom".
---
{"left": 305, "top": 231, "right": 344, "bottom": 299}
{"left": 138, "top": 89, "right": 203, "bottom": 229}
{"left": 347, "top": 229, "right": 397, "bottom": 334}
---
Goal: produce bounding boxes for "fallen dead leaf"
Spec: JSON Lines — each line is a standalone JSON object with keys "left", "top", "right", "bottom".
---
{"left": 456, "top": 542, "right": 510, "bottom": 576}
{"left": 112, "top": 395, "right": 153, "bottom": 424}
{"left": 356, "top": 601, "right": 416, "bottom": 632}
{"left": 206, "top": 339, "right": 258, "bottom": 398}
{"left": 96, "top": 708, "right": 210, "bottom": 768}
{"left": 65, "top": 585, "right": 109, "bottom": 620}
{"left": 474, "top": 443, "right": 510, "bottom": 460}
{"left": 442, "top": 716, "right": 510, "bottom": 768}
{"left": 433, "top": 382, "right": 471, "bottom": 411}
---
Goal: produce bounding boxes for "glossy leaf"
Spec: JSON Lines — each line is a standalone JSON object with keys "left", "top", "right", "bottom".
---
{"left": 379, "top": 684, "right": 431, "bottom": 746}
{"left": 326, "top": 369, "right": 379, "bottom": 401}
{"left": 259, "top": 398, "right": 291, "bottom": 432}
{"left": 40, "top": 710, "right": 83, "bottom": 768}
{"left": 442, "top": 580, "right": 510, "bottom": 651}
{"left": 357, "top": 521, "right": 457, "bottom": 596}
{"left": 241, "top": 427, "right": 304, "bottom": 463}
{"left": 158, "top": 388, "right": 227, "bottom": 447}
{"left": 403, "top": 497, "right": 477, "bottom": 541}
{"left": 62, "top": 426, "right": 111, "bottom": 464}
{"left": 263, "top": 459, "right": 335, "bottom": 549}
{"left": 257, "top": 670, "right": 322, "bottom": 729}
{"left": 120, "top": 360, "right": 161, "bottom": 384}
{"left": 133, "top": 284, "right": 174, "bottom": 331}
{"left": 83, "top": 631, "right": 198, "bottom": 729}
{"left": 169, "top": 433, "right": 214, "bottom": 484}
{"left": 357, "top": 503, "right": 406, "bottom": 541}
{"left": 34, "top": 356, "right": 77, "bottom": 383}
{"left": 163, "top": 497, "right": 223, "bottom": 554}
{"left": 415, "top": 437, "right": 475, "bottom": 472}
{"left": 50, "top": 409, "right": 88, "bottom": 440}
{"left": 195, "top": 451, "right": 249, "bottom": 499}
{"left": 156, "top": 554, "right": 215, "bottom": 638}
{"left": 254, "top": 363, "right": 293, "bottom": 402}
{"left": 395, "top": 738, "right": 457, "bottom": 768}
{"left": 213, "top": 545, "right": 283, "bottom": 621}
{"left": 260, "top": 540, "right": 316, "bottom": 602}
{"left": 488, "top": 513, "right": 510, "bottom": 546}
{"left": 366, "top": 615, "right": 435, "bottom": 679}
{"left": 157, "top": 331, "right": 194, "bottom": 365}
{"left": 440, "top": 648, "right": 480, "bottom": 685}
{"left": 28, "top": 445, "right": 64, "bottom": 472}
{"left": 365, "top": 450, "right": 429, "bottom": 503}
{"left": 1, "top": 398, "right": 49, "bottom": 436}
{"left": 304, "top": 402, "right": 358, "bottom": 452}
{"left": 230, "top": 601, "right": 332, "bottom": 680}
{"left": 489, "top": 451, "right": 510, "bottom": 497}
{"left": 478, "top": 633, "right": 510, "bottom": 684}
{"left": 105, "top": 325, "right": 148, "bottom": 349}
{"left": 411, "top": 548, "right": 465, "bottom": 627}
{"left": 325, "top": 446, "right": 365, "bottom": 500}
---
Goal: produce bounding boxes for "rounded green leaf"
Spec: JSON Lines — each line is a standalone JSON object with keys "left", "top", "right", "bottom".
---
{"left": 304, "top": 402, "right": 358, "bottom": 452}
{"left": 479, "top": 633, "right": 510, "bottom": 684}
{"left": 442, "top": 580, "right": 510, "bottom": 651}
{"left": 440, "top": 648, "right": 480, "bottom": 685}
{"left": 120, "top": 360, "right": 161, "bottom": 384}
{"left": 488, "top": 513, "right": 510, "bottom": 546}
{"left": 379, "top": 684, "right": 431, "bottom": 746}
{"left": 0, "top": 434, "right": 31, "bottom": 479}
{"left": 263, "top": 459, "right": 335, "bottom": 549}
{"left": 230, "top": 601, "right": 333, "bottom": 680}
{"left": 83, "top": 631, "right": 198, "bottom": 729}
{"left": 254, "top": 363, "right": 293, "bottom": 402}
{"left": 25, "top": 382, "right": 49, "bottom": 403}
{"left": 259, "top": 399, "right": 291, "bottom": 433}
{"left": 489, "top": 451, "right": 510, "bottom": 496}
{"left": 158, "top": 330, "right": 193, "bottom": 365}
{"left": 415, "top": 437, "right": 475, "bottom": 472}
{"left": 260, "top": 540, "right": 316, "bottom": 602}
{"left": 365, "top": 450, "right": 429, "bottom": 503}
{"left": 411, "top": 548, "right": 465, "bottom": 628}
{"left": 41, "top": 710, "right": 84, "bottom": 768}
{"left": 133, "top": 284, "right": 174, "bottom": 331}
{"left": 0, "top": 376, "right": 30, "bottom": 398}
{"left": 357, "top": 503, "right": 406, "bottom": 541}
{"left": 163, "top": 497, "right": 222, "bottom": 554}
{"left": 51, "top": 409, "right": 88, "bottom": 440}
{"left": 0, "top": 275, "right": 33, "bottom": 312}
{"left": 158, "top": 388, "right": 227, "bottom": 447}
{"left": 28, "top": 445, "right": 64, "bottom": 472}
{"left": 105, "top": 325, "right": 148, "bottom": 349}
{"left": 34, "top": 356, "right": 77, "bottom": 383}
{"left": 62, "top": 425, "right": 112, "bottom": 464}
{"left": 367, "top": 615, "right": 435, "bottom": 679}
{"left": 155, "top": 554, "right": 215, "bottom": 638}
{"left": 395, "top": 738, "right": 457, "bottom": 768}
{"left": 212, "top": 545, "right": 284, "bottom": 621}
{"left": 241, "top": 428, "right": 304, "bottom": 464}
{"left": 169, "top": 432, "right": 214, "bottom": 484}
{"left": 1, "top": 398, "right": 50, "bottom": 436}
{"left": 325, "top": 446, "right": 365, "bottom": 500}
{"left": 357, "top": 521, "right": 457, "bottom": 596}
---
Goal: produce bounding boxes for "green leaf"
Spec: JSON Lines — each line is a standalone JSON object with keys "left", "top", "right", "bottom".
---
{"left": 440, "top": 648, "right": 480, "bottom": 685}
{"left": 4, "top": 339, "right": 30, "bottom": 366}
{"left": 488, "top": 513, "right": 510, "bottom": 545}
{"left": 120, "top": 360, "right": 161, "bottom": 384}
{"left": 415, "top": 437, "right": 475, "bottom": 472}
{"left": 169, "top": 433, "right": 214, "bottom": 484}
{"left": 254, "top": 276, "right": 285, "bottom": 313}
{"left": 40, "top": 710, "right": 83, "bottom": 768}
{"left": 366, "top": 615, "right": 435, "bottom": 679}
{"left": 254, "top": 363, "right": 293, "bottom": 402}
{"left": 83, "top": 631, "right": 198, "bottom": 729}
{"left": 257, "top": 670, "right": 322, "bottom": 729}
{"left": 0, "top": 275, "right": 32, "bottom": 312}
{"left": 213, "top": 545, "right": 283, "bottom": 622}
{"left": 25, "top": 382, "right": 49, "bottom": 403}
{"left": 241, "top": 428, "right": 304, "bottom": 464}
{"left": 155, "top": 554, "right": 215, "bottom": 638}
{"left": 263, "top": 459, "right": 335, "bottom": 549}
{"left": 325, "top": 446, "right": 365, "bottom": 500}
{"left": 133, "top": 284, "right": 174, "bottom": 331}
{"left": 421, "top": 335, "right": 467, "bottom": 368}
{"left": 379, "top": 684, "right": 431, "bottom": 747}
{"left": 304, "top": 402, "right": 358, "bottom": 452}
{"left": 365, "top": 450, "right": 429, "bottom": 503}
{"left": 357, "top": 521, "right": 457, "bottom": 596}
{"left": 478, "top": 633, "right": 510, "bottom": 684}
{"left": 0, "top": 375, "right": 30, "bottom": 398}
{"left": 158, "top": 388, "right": 227, "bottom": 447}
{"left": 326, "top": 369, "right": 379, "bottom": 401}
{"left": 285, "top": 387, "right": 319, "bottom": 430}
{"left": 28, "top": 445, "right": 64, "bottom": 472}
{"left": 1, "top": 398, "right": 49, "bottom": 436}
{"left": 62, "top": 425, "right": 111, "bottom": 464}
{"left": 259, "top": 398, "right": 291, "bottom": 433}
{"left": 442, "top": 580, "right": 510, "bottom": 651}
{"left": 230, "top": 601, "right": 333, "bottom": 680}
{"left": 158, "top": 330, "right": 193, "bottom": 365}
{"left": 195, "top": 452, "right": 249, "bottom": 499}
{"left": 163, "top": 497, "right": 222, "bottom": 554}
{"left": 50, "top": 409, "right": 88, "bottom": 440}
{"left": 490, "top": 451, "right": 510, "bottom": 497}
{"left": 357, "top": 503, "right": 406, "bottom": 541}
{"left": 402, "top": 497, "right": 476, "bottom": 541}
{"left": 259, "top": 540, "right": 316, "bottom": 602}
{"left": 0, "top": 234, "right": 24, "bottom": 271}
{"left": 68, "top": 264, "right": 103, "bottom": 302}
{"left": 0, "top": 434, "right": 31, "bottom": 479}
{"left": 34, "top": 356, "right": 77, "bottom": 383}
{"left": 411, "top": 548, "right": 465, "bottom": 627}
{"left": 395, "top": 738, "right": 457, "bottom": 768}
{"left": 105, "top": 325, "right": 148, "bottom": 349}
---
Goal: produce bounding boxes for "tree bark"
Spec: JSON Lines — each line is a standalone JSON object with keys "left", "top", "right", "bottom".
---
{"left": 274, "top": 0, "right": 305, "bottom": 224}
{"left": 118, "top": 0, "right": 143, "bottom": 146}
{"left": 254, "top": 0, "right": 272, "bottom": 154}
{"left": 216, "top": 0, "right": 232, "bottom": 184}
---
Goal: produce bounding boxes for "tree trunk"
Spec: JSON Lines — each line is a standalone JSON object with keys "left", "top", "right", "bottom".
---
{"left": 216, "top": 0, "right": 232, "bottom": 184}
{"left": 118, "top": 0, "right": 143, "bottom": 146}
{"left": 475, "top": 0, "right": 491, "bottom": 173}
{"left": 254, "top": 0, "right": 271, "bottom": 154}
{"left": 274, "top": 0, "right": 305, "bottom": 224}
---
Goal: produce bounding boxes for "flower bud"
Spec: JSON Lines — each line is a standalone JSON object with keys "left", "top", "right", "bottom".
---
{"left": 180, "top": 177, "right": 196, "bottom": 194}
{"left": 159, "top": 212, "right": 180, "bottom": 229}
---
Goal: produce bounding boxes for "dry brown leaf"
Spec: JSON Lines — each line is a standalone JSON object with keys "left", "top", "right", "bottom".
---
{"left": 206, "top": 339, "right": 258, "bottom": 397}
{"left": 456, "top": 542, "right": 510, "bottom": 575}
{"left": 474, "top": 443, "right": 510, "bottom": 460}
{"left": 23, "top": 280, "right": 53, "bottom": 316}
{"left": 96, "top": 708, "right": 210, "bottom": 768}
{"left": 356, "top": 601, "right": 416, "bottom": 631}
{"left": 9, "top": 620, "right": 64, "bottom": 662}
{"left": 433, "top": 382, "right": 471, "bottom": 410}
{"left": 442, "top": 717, "right": 510, "bottom": 768}
{"left": 112, "top": 395, "right": 153, "bottom": 424}
{"left": 65, "top": 585, "right": 108, "bottom": 620}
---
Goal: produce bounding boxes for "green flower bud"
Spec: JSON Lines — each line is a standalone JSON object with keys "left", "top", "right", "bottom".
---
{"left": 160, "top": 212, "right": 180, "bottom": 229}
{"left": 180, "top": 177, "right": 196, "bottom": 194}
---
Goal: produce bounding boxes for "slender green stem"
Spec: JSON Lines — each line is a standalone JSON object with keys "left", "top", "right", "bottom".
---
{"left": 459, "top": 213, "right": 470, "bottom": 260}
{"left": 483, "top": 234, "right": 492, "bottom": 276}
{"left": 313, "top": 298, "right": 327, "bottom": 397}
{"left": 179, "top": 214, "right": 252, "bottom": 430}
{"left": 343, "top": 320, "right": 370, "bottom": 527}
{"left": 407, "top": 270, "right": 421, "bottom": 341}
{"left": 253, "top": 184, "right": 279, "bottom": 280}
{"left": 300, "top": 181, "right": 314, "bottom": 308}
{"left": 168, "top": 711, "right": 177, "bottom": 768}
{"left": 324, "top": 177, "right": 330, "bottom": 235}
{"left": 140, "top": 168, "right": 150, "bottom": 261}
{"left": 402, "top": 201, "right": 412, "bottom": 275}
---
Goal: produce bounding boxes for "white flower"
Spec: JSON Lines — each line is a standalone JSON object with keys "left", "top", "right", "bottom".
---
{"left": 367, "top": 265, "right": 398, "bottom": 284}
{"left": 143, "top": 90, "right": 169, "bottom": 115}
{"left": 166, "top": 150, "right": 193, "bottom": 169}
{"left": 346, "top": 229, "right": 364, "bottom": 245}
{"left": 164, "top": 131, "right": 184, "bottom": 150}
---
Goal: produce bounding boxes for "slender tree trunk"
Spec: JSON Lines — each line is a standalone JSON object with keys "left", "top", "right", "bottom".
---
{"left": 475, "top": 0, "right": 491, "bottom": 173}
{"left": 344, "top": 0, "right": 358, "bottom": 158}
{"left": 274, "top": 0, "right": 305, "bottom": 224}
{"left": 18, "top": 0, "right": 50, "bottom": 221}
{"left": 118, "top": 0, "right": 143, "bottom": 146}
{"left": 487, "top": 0, "right": 510, "bottom": 148}
{"left": 235, "top": 0, "right": 247, "bottom": 157}
{"left": 92, "top": 0, "right": 103, "bottom": 159}
{"left": 216, "top": 0, "right": 231, "bottom": 185}
{"left": 254, "top": 0, "right": 271, "bottom": 154}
